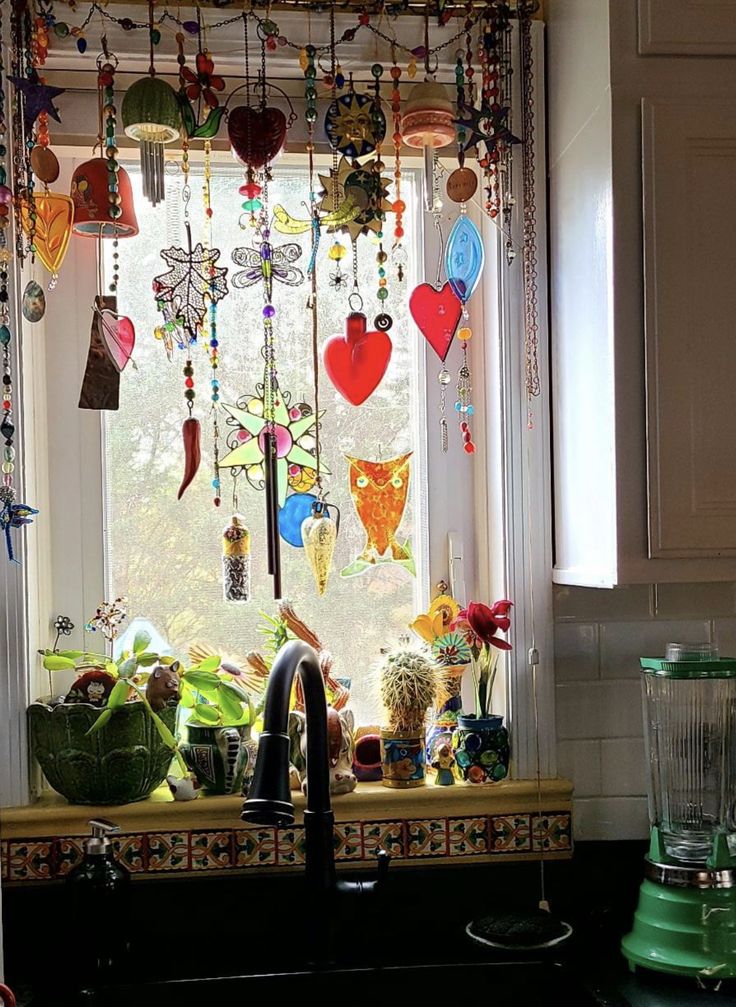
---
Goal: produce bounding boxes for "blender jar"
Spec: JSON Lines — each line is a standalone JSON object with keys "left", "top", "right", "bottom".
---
{"left": 641, "top": 643, "right": 736, "bottom": 864}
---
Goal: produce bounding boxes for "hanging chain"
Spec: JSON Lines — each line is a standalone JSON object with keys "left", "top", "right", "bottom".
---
{"left": 520, "top": 8, "right": 540, "bottom": 401}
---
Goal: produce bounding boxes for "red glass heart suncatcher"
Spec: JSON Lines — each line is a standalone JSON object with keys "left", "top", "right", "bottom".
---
{"left": 409, "top": 282, "right": 462, "bottom": 363}
{"left": 323, "top": 312, "right": 392, "bottom": 406}
{"left": 98, "top": 308, "right": 135, "bottom": 372}
{"left": 228, "top": 106, "right": 287, "bottom": 169}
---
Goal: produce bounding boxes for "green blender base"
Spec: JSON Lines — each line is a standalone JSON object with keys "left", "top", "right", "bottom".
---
{"left": 622, "top": 828, "right": 736, "bottom": 979}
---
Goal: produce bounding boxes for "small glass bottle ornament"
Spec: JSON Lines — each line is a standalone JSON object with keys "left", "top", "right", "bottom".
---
{"left": 222, "top": 514, "right": 251, "bottom": 603}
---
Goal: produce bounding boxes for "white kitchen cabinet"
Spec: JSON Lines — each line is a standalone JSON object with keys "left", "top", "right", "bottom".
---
{"left": 547, "top": 0, "right": 736, "bottom": 586}
{"left": 638, "top": 0, "right": 736, "bottom": 56}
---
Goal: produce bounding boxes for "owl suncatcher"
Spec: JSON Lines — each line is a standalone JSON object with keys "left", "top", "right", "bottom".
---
{"left": 341, "top": 452, "right": 415, "bottom": 578}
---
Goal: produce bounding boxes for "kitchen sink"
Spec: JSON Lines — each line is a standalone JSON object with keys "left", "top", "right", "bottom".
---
{"left": 81, "top": 960, "right": 629, "bottom": 1006}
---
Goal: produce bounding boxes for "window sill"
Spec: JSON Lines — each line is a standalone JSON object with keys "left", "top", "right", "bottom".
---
{"left": 1, "top": 778, "right": 573, "bottom": 883}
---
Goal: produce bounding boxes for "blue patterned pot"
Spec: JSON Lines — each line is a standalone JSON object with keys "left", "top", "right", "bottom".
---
{"left": 451, "top": 714, "right": 510, "bottom": 784}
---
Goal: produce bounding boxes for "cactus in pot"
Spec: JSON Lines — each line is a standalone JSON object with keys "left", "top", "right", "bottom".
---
{"left": 379, "top": 648, "right": 439, "bottom": 789}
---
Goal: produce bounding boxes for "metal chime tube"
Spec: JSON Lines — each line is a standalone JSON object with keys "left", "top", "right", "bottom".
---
{"left": 264, "top": 430, "right": 282, "bottom": 599}
{"left": 141, "top": 140, "right": 165, "bottom": 207}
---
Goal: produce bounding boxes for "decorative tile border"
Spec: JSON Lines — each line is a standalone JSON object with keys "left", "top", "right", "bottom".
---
{"left": 0, "top": 809, "right": 571, "bottom": 883}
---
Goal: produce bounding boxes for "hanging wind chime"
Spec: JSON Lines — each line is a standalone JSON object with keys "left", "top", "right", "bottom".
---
{"left": 0, "top": 2, "right": 37, "bottom": 562}
{"left": 121, "top": 0, "right": 180, "bottom": 206}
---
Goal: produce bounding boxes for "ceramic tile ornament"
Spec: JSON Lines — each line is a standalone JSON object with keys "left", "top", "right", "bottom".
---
{"left": 341, "top": 452, "right": 415, "bottom": 577}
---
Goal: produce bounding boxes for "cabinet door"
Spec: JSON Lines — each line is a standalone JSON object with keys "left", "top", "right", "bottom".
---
{"left": 639, "top": 0, "right": 736, "bottom": 55}
{"left": 643, "top": 98, "right": 736, "bottom": 558}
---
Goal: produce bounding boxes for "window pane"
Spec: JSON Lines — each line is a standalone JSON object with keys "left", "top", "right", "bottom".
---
{"left": 103, "top": 162, "right": 425, "bottom": 725}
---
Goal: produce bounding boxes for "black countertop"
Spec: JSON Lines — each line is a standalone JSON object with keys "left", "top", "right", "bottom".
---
{"left": 4, "top": 842, "right": 736, "bottom": 1005}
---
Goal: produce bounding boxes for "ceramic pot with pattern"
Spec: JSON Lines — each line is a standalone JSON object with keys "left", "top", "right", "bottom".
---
{"left": 380, "top": 728, "right": 426, "bottom": 789}
{"left": 180, "top": 722, "right": 258, "bottom": 796}
{"left": 28, "top": 700, "right": 177, "bottom": 805}
{"left": 451, "top": 714, "right": 510, "bottom": 784}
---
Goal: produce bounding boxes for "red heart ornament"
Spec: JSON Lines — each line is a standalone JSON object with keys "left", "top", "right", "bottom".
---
{"left": 324, "top": 313, "right": 392, "bottom": 406}
{"left": 228, "top": 105, "right": 287, "bottom": 169}
{"left": 98, "top": 308, "right": 135, "bottom": 372}
{"left": 409, "top": 282, "right": 462, "bottom": 363}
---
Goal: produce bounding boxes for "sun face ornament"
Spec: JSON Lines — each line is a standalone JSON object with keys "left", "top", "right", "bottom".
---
{"left": 324, "top": 91, "right": 386, "bottom": 160}
{"left": 218, "top": 371, "right": 328, "bottom": 507}
{"left": 317, "top": 157, "right": 391, "bottom": 243}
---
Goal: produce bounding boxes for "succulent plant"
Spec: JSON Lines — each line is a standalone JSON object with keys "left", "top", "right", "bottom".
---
{"left": 379, "top": 648, "right": 439, "bottom": 734}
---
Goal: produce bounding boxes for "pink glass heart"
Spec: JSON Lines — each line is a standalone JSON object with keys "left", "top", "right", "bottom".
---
{"left": 98, "top": 309, "right": 135, "bottom": 372}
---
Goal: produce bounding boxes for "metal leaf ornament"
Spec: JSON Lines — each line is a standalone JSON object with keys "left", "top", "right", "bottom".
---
{"left": 152, "top": 223, "right": 228, "bottom": 347}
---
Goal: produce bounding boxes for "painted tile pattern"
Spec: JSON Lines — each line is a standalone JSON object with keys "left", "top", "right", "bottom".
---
{"left": 0, "top": 810, "right": 571, "bottom": 882}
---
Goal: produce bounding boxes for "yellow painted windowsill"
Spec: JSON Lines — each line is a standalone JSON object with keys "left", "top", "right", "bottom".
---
{"left": 1, "top": 778, "right": 572, "bottom": 840}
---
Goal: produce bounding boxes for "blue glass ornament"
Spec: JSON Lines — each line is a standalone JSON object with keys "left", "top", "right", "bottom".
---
{"left": 444, "top": 215, "right": 484, "bottom": 305}
{"left": 278, "top": 492, "right": 318, "bottom": 548}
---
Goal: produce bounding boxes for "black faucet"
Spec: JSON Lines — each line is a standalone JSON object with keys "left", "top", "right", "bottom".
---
{"left": 242, "top": 640, "right": 389, "bottom": 959}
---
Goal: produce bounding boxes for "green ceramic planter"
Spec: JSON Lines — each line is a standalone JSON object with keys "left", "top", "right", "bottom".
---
{"left": 28, "top": 700, "right": 177, "bottom": 805}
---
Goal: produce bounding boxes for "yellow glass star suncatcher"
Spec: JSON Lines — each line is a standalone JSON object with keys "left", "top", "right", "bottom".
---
{"left": 219, "top": 370, "right": 328, "bottom": 507}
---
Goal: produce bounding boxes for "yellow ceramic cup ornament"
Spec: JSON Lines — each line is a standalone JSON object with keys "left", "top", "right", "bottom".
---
{"left": 302, "top": 500, "right": 338, "bottom": 596}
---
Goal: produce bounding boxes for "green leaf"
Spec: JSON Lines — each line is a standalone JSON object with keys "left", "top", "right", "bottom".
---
{"left": 193, "top": 703, "right": 220, "bottom": 725}
{"left": 219, "top": 679, "right": 248, "bottom": 702}
{"left": 105, "top": 661, "right": 119, "bottom": 677}
{"left": 133, "top": 629, "right": 152, "bottom": 654}
{"left": 191, "top": 656, "right": 220, "bottom": 674}
{"left": 117, "top": 657, "right": 138, "bottom": 680}
{"left": 180, "top": 690, "right": 195, "bottom": 709}
{"left": 136, "top": 652, "right": 161, "bottom": 666}
{"left": 56, "top": 650, "right": 85, "bottom": 660}
{"left": 149, "top": 709, "right": 178, "bottom": 749}
{"left": 183, "top": 669, "right": 221, "bottom": 689}
{"left": 218, "top": 685, "right": 244, "bottom": 725}
{"left": 107, "top": 679, "right": 130, "bottom": 710}
{"left": 191, "top": 106, "right": 225, "bottom": 140}
{"left": 86, "top": 708, "right": 113, "bottom": 735}
{"left": 42, "top": 654, "right": 77, "bottom": 671}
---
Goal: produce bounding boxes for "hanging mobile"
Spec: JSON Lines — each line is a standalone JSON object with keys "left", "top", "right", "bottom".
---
{"left": 0, "top": 3, "right": 37, "bottom": 562}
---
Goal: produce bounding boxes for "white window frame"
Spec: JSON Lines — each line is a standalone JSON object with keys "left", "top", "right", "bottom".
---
{"left": 0, "top": 20, "right": 553, "bottom": 804}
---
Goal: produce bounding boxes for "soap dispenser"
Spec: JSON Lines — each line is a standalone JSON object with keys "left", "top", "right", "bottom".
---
{"left": 66, "top": 818, "right": 130, "bottom": 981}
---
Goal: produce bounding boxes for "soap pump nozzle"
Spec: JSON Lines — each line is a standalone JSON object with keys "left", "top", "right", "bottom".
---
{"left": 85, "top": 818, "right": 120, "bottom": 856}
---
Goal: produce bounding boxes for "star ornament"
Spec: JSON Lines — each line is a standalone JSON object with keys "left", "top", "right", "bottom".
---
{"left": 219, "top": 371, "right": 329, "bottom": 507}
{"left": 9, "top": 72, "right": 65, "bottom": 131}
{"left": 454, "top": 104, "right": 521, "bottom": 155}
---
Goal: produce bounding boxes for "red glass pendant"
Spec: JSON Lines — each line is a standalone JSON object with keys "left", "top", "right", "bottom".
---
{"left": 323, "top": 312, "right": 392, "bottom": 406}
{"left": 98, "top": 308, "right": 136, "bottom": 372}
{"left": 409, "top": 282, "right": 462, "bottom": 362}
{"left": 228, "top": 105, "right": 287, "bottom": 169}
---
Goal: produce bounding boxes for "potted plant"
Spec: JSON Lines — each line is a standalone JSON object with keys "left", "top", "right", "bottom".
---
{"left": 410, "top": 594, "right": 470, "bottom": 766}
{"left": 177, "top": 657, "right": 258, "bottom": 795}
{"left": 450, "top": 600, "right": 513, "bottom": 784}
{"left": 29, "top": 602, "right": 183, "bottom": 805}
{"left": 378, "top": 647, "right": 438, "bottom": 789}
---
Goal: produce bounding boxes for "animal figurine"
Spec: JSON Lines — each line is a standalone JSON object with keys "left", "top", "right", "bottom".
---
{"left": 343, "top": 452, "right": 415, "bottom": 576}
{"left": 289, "top": 706, "right": 357, "bottom": 796}
{"left": 166, "top": 772, "right": 201, "bottom": 801}
{"left": 146, "top": 661, "right": 181, "bottom": 712}
{"left": 65, "top": 669, "right": 116, "bottom": 706}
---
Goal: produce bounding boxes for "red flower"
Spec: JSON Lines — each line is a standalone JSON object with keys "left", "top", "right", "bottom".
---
{"left": 182, "top": 52, "right": 225, "bottom": 110}
{"left": 452, "top": 600, "right": 513, "bottom": 652}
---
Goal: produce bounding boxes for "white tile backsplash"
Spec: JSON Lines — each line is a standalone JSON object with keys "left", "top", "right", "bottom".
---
{"left": 558, "top": 740, "right": 602, "bottom": 797}
{"left": 555, "top": 584, "right": 731, "bottom": 842}
{"left": 600, "top": 738, "right": 646, "bottom": 797}
{"left": 599, "top": 620, "right": 710, "bottom": 679}
{"left": 554, "top": 623, "right": 599, "bottom": 681}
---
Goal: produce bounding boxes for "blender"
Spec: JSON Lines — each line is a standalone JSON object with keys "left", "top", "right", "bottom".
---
{"left": 622, "top": 643, "right": 736, "bottom": 978}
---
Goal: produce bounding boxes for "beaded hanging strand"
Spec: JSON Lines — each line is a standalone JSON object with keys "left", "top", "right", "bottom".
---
{"left": 370, "top": 61, "right": 391, "bottom": 330}
{"left": 389, "top": 48, "right": 406, "bottom": 284}
{"left": 0, "top": 0, "right": 37, "bottom": 561}
{"left": 98, "top": 43, "right": 123, "bottom": 293}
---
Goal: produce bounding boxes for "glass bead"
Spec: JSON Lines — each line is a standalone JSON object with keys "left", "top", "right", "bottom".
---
{"left": 0, "top": 326, "right": 9, "bottom": 345}
{"left": 439, "top": 369, "right": 452, "bottom": 385}
{"left": 328, "top": 243, "right": 346, "bottom": 261}
{"left": 184, "top": 389, "right": 195, "bottom": 401}
{"left": 454, "top": 401, "right": 462, "bottom": 412}
{"left": 377, "top": 287, "right": 388, "bottom": 301}
{"left": 378, "top": 267, "right": 386, "bottom": 278}
{"left": 457, "top": 327, "right": 472, "bottom": 342}
{"left": 394, "top": 225, "right": 404, "bottom": 239}
{"left": 4, "top": 446, "right": 15, "bottom": 462}
{"left": 263, "top": 304, "right": 276, "bottom": 319}
{"left": 371, "top": 63, "right": 383, "bottom": 78}
{"left": 464, "top": 442, "right": 476, "bottom": 454}
{"left": 212, "top": 393, "right": 219, "bottom": 402}
{"left": 466, "top": 404, "right": 475, "bottom": 416}
{"left": 1, "top": 461, "right": 13, "bottom": 474}
{"left": 185, "top": 377, "right": 194, "bottom": 389}
{"left": 305, "top": 108, "right": 318, "bottom": 124}
{"left": 392, "top": 199, "right": 406, "bottom": 213}
{"left": 463, "top": 431, "right": 472, "bottom": 443}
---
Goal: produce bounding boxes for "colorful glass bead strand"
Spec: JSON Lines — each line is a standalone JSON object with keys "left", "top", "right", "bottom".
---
{"left": 390, "top": 54, "right": 407, "bottom": 283}
{"left": 455, "top": 323, "right": 475, "bottom": 455}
